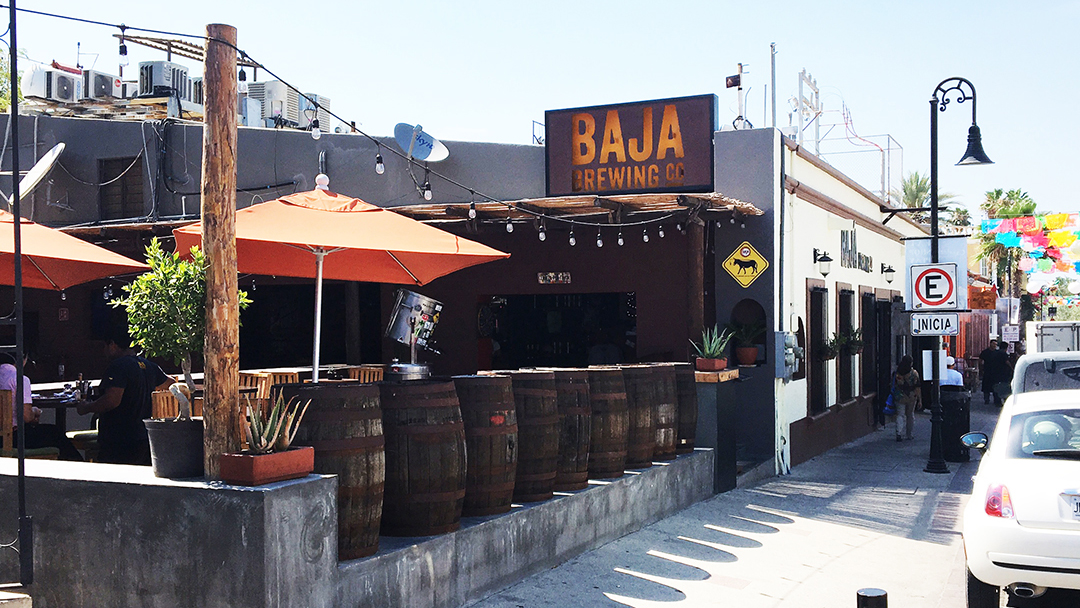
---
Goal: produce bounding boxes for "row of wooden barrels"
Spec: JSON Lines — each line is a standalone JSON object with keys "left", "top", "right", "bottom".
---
{"left": 277, "top": 362, "right": 699, "bottom": 560}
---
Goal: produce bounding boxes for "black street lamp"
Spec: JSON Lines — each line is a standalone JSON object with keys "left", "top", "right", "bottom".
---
{"left": 926, "top": 77, "right": 993, "bottom": 474}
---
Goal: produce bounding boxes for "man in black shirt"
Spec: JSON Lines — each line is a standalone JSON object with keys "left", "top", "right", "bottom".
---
{"left": 978, "top": 340, "right": 999, "bottom": 404}
{"left": 77, "top": 327, "right": 173, "bottom": 465}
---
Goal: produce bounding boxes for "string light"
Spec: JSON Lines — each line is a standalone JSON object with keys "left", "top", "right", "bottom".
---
{"left": 658, "top": 225, "right": 665, "bottom": 238}
{"left": 642, "top": 228, "right": 650, "bottom": 243}
{"left": 617, "top": 231, "right": 624, "bottom": 246}
{"left": 118, "top": 25, "right": 128, "bottom": 67}
{"left": 310, "top": 119, "right": 321, "bottom": 140}
{"left": 505, "top": 217, "right": 514, "bottom": 233}
{"left": 375, "top": 151, "right": 385, "bottom": 175}
{"left": 238, "top": 67, "right": 247, "bottom": 82}
{"left": 538, "top": 225, "right": 547, "bottom": 241}
{"left": 676, "top": 222, "right": 683, "bottom": 233}
{"left": 569, "top": 229, "right": 576, "bottom": 246}
{"left": 422, "top": 181, "right": 433, "bottom": 201}
{"left": 468, "top": 202, "right": 477, "bottom": 219}
{"left": 596, "top": 228, "right": 603, "bottom": 248}
{"left": 60, "top": 290, "right": 67, "bottom": 301}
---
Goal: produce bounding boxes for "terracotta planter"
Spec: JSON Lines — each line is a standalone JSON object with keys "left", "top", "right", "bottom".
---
{"left": 694, "top": 357, "right": 728, "bottom": 372}
{"left": 219, "top": 446, "right": 315, "bottom": 486}
{"left": 735, "top": 346, "right": 758, "bottom": 366}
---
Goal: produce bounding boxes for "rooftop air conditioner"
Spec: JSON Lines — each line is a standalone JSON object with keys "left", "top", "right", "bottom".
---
{"left": 246, "top": 80, "right": 299, "bottom": 126}
{"left": 82, "top": 70, "right": 122, "bottom": 100}
{"left": 138, "top": 61, "right": 191, "bottom": 101}
{"left": 25, "top": 67, "right": 83, "bottom": 103}
{"left": 298, "top": 93, "right": 332, "bottom": 131}
{"left": 191, "top": 77, "right": 204, "bottom": 105}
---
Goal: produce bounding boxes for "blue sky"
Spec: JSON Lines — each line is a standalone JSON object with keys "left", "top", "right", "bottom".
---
{"left": 9, "top": 0, "right": 1077, "bottom": 217}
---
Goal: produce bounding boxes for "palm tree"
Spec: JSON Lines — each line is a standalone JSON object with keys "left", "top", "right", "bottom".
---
{"left": 946, "top": 206, "right": 972, "bottom": 227}
{"left": 977, "top": 188, "right": 1038, "bottom": 302}
{"left": 890, "top": 171, "right": 957, "bottom": 223}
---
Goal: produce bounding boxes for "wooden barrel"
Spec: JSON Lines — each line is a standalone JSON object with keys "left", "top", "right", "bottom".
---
{"left": 280, "top": 382, "right": 384, "bottom": 560}
{"left": 650, "top": 364, "right": 679, "bottom": 460}
{"left": 617, "top": 365, "right": 656, "bottom": 468}
{"left": 585, "top": 367, "right": 628, "bottom": 479}
{"left": 483, "top": 370, "right": 559, "bottom": 502}
{"left": 378, "top": 381, "right": 467, "bottom": 536}
{"left": 452, "top": 375, "right": 518, "bottom": 516}
{"left": 543, "top": 368, "right": 592, "bottom": 492}
{"left": 669, "top": 362, "right": 699, "bottom": 454}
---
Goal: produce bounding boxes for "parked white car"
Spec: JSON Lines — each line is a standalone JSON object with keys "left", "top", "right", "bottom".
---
{"left": 962, "top": 389, "right": 1080, "bottom": 607}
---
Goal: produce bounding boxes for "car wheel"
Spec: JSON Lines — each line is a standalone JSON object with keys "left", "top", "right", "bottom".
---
{"left": 967, "top": 568, "right": 999, "bottom": 608}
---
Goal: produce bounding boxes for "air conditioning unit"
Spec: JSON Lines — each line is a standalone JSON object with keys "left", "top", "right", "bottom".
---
{"left": 25, "top": 67, "right": 83, "bottom": 103}
{"left": 246, "top": 80, "right": 299, "bottom": 126}
{"left": 191, "top": 77, "right": 204, "bottom": 105}
{"left": 138, "top": 61, "right": 191, "bottom": 101}
{"left": 298, "top": 93, "right": 331, "bottom": 131}
{"left": 120, "top": 81, "right": 139, "bottom": 99}
{"left": 82, "top": 70, "right": 122, "bottom": 100}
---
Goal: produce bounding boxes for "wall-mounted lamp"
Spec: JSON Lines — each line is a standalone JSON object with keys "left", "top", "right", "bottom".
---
{"left": 881, "top": 263, "right": 895, "bottom": 284}
{"left": 813, "top": 249, "right": 832, "bottom": 277}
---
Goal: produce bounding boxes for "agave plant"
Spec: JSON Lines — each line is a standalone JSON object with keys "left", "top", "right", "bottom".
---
{"left": 245, "top": 394, "right": 311, "bottom": 454}
{"left": 689, "top": 325, "right": 734, "bottom": 359}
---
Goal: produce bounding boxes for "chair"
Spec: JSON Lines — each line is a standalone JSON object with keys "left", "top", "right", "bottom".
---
{"left": 151, "top": 390, "right": 204, "bottom": 419}
{"left": 268, "top": 371, "right": 299, "bottom": 388}
{"left": 0, "top": 389, "right": 61, "bottom": 459}
{"left": 239, "top": 371, "right": 273, "bottom": 400}
{"left": 66, "top": 415, "right": 100, "bottom": 462}
{"left": 344, "top": 364, "right": 385, "bottom": 383}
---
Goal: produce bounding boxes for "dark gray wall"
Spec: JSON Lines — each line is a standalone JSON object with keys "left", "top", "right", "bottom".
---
{"left": 0, "top": 114, "right": 545, "bottom": 228}
{"left": 712, "top": 128, "right": 779, "bottom": 463}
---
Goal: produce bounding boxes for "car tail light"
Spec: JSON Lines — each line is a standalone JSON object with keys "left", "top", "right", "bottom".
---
{"left": 985, "top": 484, "right": 1015, "bottom": 519}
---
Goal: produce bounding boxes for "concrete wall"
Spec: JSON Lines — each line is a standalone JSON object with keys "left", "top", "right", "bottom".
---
{"left": 0, "top": 450, "right": 712, "bottom": 608}
{"left": 0, "top": 460, "right": 338, "bottom": 608}
{"left": 336, "top": 450, "right": 714, "bottom": 608}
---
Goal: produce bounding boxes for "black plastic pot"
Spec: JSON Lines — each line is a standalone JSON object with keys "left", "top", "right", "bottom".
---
{"left": 144, "top": 418, "right": 204, "bottom": 478}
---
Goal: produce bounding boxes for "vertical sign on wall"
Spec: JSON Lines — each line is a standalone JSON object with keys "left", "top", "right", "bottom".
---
{"left": 544, "top": 95, "right": 717, "bottom": 197}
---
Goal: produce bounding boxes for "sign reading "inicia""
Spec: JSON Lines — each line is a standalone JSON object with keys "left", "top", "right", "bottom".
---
{"left": 545, "top": 95, "right": 717, "bottom": 197}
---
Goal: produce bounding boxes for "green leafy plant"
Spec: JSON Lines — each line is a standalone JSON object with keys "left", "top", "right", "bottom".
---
{"left": 820, "top": 332, "right": 844, "bottom": 360}
{"left": 112, "top": 238, "right": 252, "bottom": 419}
{"left": 727, "top": 320, "right": 766, "bottom": 347}
{"left": 245, "top": 394, "right": 311, "bottom": 454}
{"left": 689, "top": 325, "right": 734, "bottom": 360}
{"left": 842, "top": 328, "right": 864, "bottom": 355}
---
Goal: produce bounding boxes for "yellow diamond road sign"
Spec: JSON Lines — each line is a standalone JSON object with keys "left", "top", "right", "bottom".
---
{"left": 722, "top": 241, "right": 769, "bottom": 288}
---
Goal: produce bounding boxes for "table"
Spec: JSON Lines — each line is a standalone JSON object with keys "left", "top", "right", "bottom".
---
{"left": 32, "top": 394, "right": 78, "bottom": 434}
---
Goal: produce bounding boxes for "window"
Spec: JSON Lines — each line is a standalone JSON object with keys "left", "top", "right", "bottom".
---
{"left": 860, "top": 292, "right": 876, "bottom": 396}
{"left": 99, "top": 157, "right": 144, "bottom": 220}
{"left": 838, "top": 288, "right": 854, "bottom": 401}
{"left": 808, "top": 281, "right": 828, "bottom": 415}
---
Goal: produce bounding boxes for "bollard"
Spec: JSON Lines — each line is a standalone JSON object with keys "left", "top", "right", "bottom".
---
{"left": 856, "top": 588, "right": 887, "bottom": 608}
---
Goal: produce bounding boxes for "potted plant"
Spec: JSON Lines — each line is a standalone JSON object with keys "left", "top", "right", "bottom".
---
{"left": 113, "top": 238, "right": 251, "bottom": 478}
{"left": 819, "top": 332, "right": 844, "bottom": 361}
{"left": 220, "top": 394, "right": 314, "bottom": 486}
{"left": 689, "top": 325, "right": 734, "bottom": 371}
{"left": 842, "top": 328, "right": 864, "bottom": 356}
{"left": 728, "top": 321, "right": 766, "bottom": 366}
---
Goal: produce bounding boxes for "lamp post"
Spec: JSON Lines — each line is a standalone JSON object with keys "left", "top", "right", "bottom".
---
{"left": 926, "top": 77, "right": 993, "bottom": 474}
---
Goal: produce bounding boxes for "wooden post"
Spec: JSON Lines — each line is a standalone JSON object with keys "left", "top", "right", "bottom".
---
{"left": 201, "top": 23, "right": 240, "bottom": 479}
{"left": 345, "top": 282, "right": 362, "bottom": 364}
{"left": 688, "top": 221, "right": 705, "bottom": 354}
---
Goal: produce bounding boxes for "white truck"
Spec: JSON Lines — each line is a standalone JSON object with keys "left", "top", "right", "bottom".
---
{"left": 1026, "top": 321, "right": 1080, "bottom": 353}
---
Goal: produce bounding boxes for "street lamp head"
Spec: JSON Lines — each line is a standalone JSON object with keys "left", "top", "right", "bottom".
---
{"left": 957, "top": 124, "right": 993, "bottom": 165}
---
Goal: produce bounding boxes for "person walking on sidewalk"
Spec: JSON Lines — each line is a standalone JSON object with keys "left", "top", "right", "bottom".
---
{"left": 894, "top": 355, "right": 921, "bottom": 441}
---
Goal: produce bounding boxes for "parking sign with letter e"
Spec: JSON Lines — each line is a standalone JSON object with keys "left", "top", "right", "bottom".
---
{"left": 909, "top": 263, "right": 958, "bottom": 310}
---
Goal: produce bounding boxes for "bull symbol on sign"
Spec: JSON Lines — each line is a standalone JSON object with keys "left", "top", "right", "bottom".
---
{"left": 732, "top": 258, "right": 758, "bottom": 274}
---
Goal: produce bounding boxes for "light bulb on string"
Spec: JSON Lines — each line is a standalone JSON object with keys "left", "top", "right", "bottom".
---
{"left": 118, "top": 26, "right": 128, "bottom": 67}
{"left": 730, "top": 216, "right": 736, "bottom": 224}
{"left": 676, "top": 222, "right": 683, "bottom": 233}
{"left": 596, "top": 229, "right": 603, "bottom": 248}
{"left": 506, "top": 217, "right": 514, "bottom": 233}
{"left": 375, "top": 153, "right": 385, "bottom": 175}
{"left": 422, "top": 182, "right": 433, "bottom": 201}
{"left": 617, "top": 231, "right": 624, "bottom": 246}
{"left": 642, "top": 228, "right": 650, "bottom": 243}
{"left": 251, "top": 279, "right": 256, "bottom": 291}
{"left": 238, "top": 67, "right": 247, "bottom": 82}
{"left": 538, "top": 226, "right": 547, "bottom": 241}
{"left": 659, "top": 225, "right": 665, "bottom": 238}
{"left": 103, "top": 286, "right": 112, "bottom": 300}
{"left": 310, "top": 119, "right": 321, "bottom": 140}
{"left": 740, "top": 222, "right": 746, "bottom": 229}
{"left": 569, "top": 229, "right": 577, "bottom": 246}
{"left": 468, "top": 202, "right": 477, "bottom": 219}
{"left": 60, "top": 290, "right": 67, "bottom": 301}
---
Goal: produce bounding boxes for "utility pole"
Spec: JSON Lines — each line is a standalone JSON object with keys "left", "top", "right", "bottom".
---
{"left": 201, "top": 23, "right": 240, "bottom": 479}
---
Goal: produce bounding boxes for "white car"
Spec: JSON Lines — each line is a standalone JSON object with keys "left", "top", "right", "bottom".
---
{"left": 962, "top": 389, "right": 1080, "bottom": 607}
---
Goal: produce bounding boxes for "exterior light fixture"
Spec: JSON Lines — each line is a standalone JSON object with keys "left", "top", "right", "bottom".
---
{"left": 642, "top": 228, "right": 650, "bottom": 243}
{"left": 658, "top": 225, "right": 665, "bottom": 238}
{"left": 813, "top": 248, "right": 832, "bottom": 277}
{"left": 375, "top": 152, "right": 385, "bottom": 175}
{"left": 596, "top": 228, "right": 603, "bottom": 248}
{"left": 310, "top": 119, "right": 321, "bottom": 140}
{"left": 882, "top": 263, "right": 895, "bottom": 284}
{"left": 468, "top": 202, "right": 477, "bottom": 219}
{"left": 422, "top": 181, "right": 432, "bottom": 201}
{"left": 569, "top": 229, "right": 576, "bottom": 246}
{"left": 617, "top": 231, "right": 624, "bottom": 246}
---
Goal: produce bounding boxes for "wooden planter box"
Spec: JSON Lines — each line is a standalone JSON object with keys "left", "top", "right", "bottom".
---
{"left": 219, "top": 446, "right": 314, "bottom": 486}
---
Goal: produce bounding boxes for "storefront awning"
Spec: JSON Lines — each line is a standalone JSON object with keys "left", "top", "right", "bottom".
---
{"left": 388, "top": 192, "right": 763, "bottom": 223}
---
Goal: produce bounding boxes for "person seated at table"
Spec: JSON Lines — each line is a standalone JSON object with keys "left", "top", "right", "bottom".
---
{"left": 77, "top": 326, "right": 173, "bottom": 465}
{"left": 0, "top": 352, "right": 83, "bottom": 460}
{"left": 942, "top": 356, "right": 964, "bottom": 387}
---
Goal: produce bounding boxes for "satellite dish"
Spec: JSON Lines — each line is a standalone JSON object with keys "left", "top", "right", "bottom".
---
{"left": 9, "top": 142, "right": 65, "bottom": 206}
{"left": 394, "top": 123, "right": 449, "bottom": 163}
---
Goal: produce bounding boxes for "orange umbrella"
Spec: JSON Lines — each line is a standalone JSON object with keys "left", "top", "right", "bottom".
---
{"left": 0, "top": 209, "right": 148, "bottom": 291}
{"left": 173, "top": 188, "right": 509, "bottom": 379}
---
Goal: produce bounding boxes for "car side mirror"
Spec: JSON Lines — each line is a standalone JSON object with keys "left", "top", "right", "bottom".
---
{"left": 961, "top": 431, "right": 989, "bottom": 452}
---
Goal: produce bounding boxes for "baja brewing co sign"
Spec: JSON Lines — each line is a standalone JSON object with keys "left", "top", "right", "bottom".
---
{"left": 544, "top": 95, "right": 717, "bottom": 197}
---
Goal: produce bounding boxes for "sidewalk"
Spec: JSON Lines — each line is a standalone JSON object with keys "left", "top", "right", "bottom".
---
{"left": 470, "top": 397, "right": 1001, "bottom": 608}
